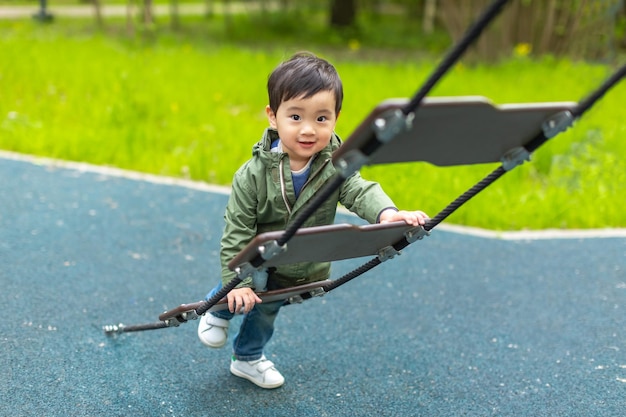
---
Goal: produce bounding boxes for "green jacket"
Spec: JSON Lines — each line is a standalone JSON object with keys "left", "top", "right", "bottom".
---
{"left": 221, "top": 128, "right": 397, "bottom": 289}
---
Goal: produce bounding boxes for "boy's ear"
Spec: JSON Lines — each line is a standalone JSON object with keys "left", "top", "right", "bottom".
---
{"left": 266, "top": 105, "right": 277, "bottom": 128}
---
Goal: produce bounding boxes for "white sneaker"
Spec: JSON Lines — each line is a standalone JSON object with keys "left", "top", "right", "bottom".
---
{"left": 197, "top": 314, "right": 229, "bottom": 348}
{"left": 230, "top": 355, "right": 285, "bottom": 389}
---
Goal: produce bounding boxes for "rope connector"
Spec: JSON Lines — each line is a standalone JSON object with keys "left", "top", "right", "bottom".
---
{"left": 378, "top": 245, "right": 401, "bottom": 262}
{"left": 405, "top": 226, "right": 430, "bottom": 243}
{"left": 335, "top": 109, "right": 414, "bottom": 178}
{"left": 163, "top": 310, "right": 199, "bottom": 328}
{"left": 287, "top": 287, "right": 327, "bottom": 304}
{"left": 542, "top": 110, "right": 574, "bottom": 139}
{"left": 372, "top": 108, "right": 415, "bottom": 144}
{"left": 102, "top": 323, "right": 125, "bottom": 334}
{"left": 501, "top": 146, "right": 531, "bottom": 171}
{"left": 335, "top": 149, "right": 369, "bottom": 179}
{"left": 258, "top": 239, "right": 286, "bottom": 261}
{"left": 234, "top": 262, "right": 258, "bottom": 281}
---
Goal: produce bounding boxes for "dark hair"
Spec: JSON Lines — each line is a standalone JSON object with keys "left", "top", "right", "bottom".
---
{"left": 267, "top": 52, "right": 343, "bottom": 115}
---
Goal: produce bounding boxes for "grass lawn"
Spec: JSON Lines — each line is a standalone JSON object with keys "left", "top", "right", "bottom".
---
{"left": 1, "top": 12, "right": 625, "bottom": 230}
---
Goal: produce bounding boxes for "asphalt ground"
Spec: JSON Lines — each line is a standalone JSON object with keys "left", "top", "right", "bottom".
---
{"left": 1, "top": 152, "right": 625, "bottom": 417}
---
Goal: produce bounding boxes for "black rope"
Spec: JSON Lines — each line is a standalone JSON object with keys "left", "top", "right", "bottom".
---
{"left": 424, "top": 167, "right": 506, "bottom": 231}
{"left": 323, "top": 258, "right": 382, "bottom": 293}
{"left": 206, "top": 174, "right": 345, "bottom": 313}
{"left": 273, "top": 0, "right": 513, "bottom": 252}
{"left": 286, "top": 168, "right": 508, "bottom": 297}
{"left": 106, "top": 59, "right": 624, "bottom": 332}
{"left": 319, "top": 63, "right": 626, "bottom": 297}
{"left": 318, "top": 167, "right": 506, "bottom": 296}
{"left": 103, "top": 0, "right": 514, "bottom": 335}
{"left": 402, "top": 0, "right": 511, "bottom": 116}
{"left": 525, "top": 62, "right": 626, "bottom": 154}
{"left": 110, "top": 0, "right": 605, "bottom": 336}
{"left": 573, "top": 63, "right": 626, "bottom": 119}
{"left": 360, "top": 0, "right": 512, "bottom": 161}
{"left": 277, "top": 174, "right": 345, "bottom": 247}
{"left": 103, "top": 278, "right": 243, "bottom": 334}
{"left": 195, "top": 276, "right": 242, "bottom": 316}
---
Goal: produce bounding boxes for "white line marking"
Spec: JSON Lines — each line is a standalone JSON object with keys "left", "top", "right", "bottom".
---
{"left": 2, "top": 150, "right": 625, "bottom": 240}
{"left": 0, "top": 150, "right": 231, "bottom": 195}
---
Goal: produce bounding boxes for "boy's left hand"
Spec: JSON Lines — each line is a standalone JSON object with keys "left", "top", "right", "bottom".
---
{"left": 379, "top": 209, "right": 429, "bottom": 226}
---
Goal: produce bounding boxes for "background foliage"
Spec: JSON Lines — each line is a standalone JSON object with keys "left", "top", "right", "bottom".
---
{"left": 1, "top": 1, "right": 625, "bottom": 230}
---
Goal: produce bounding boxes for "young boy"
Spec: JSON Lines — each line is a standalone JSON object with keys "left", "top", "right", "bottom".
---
{"left": 198, "top": 52, "right": 428, "bottom": 389}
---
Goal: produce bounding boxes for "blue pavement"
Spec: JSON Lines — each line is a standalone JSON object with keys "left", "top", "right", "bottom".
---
{"left": 1, "top": 153, "right": 625, "bottom": 417}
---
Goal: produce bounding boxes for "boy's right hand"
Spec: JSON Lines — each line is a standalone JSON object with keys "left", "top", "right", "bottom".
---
{"left": 227, "top": 287, "right": 263, "bottom": 314}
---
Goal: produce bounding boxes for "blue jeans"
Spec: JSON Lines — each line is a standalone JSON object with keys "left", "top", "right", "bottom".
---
{"left": 206, "top": 282, "right": 283, "bottom": 361}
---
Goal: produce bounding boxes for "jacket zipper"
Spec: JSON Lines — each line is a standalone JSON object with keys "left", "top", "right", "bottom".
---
{"left": 278, "top": 157, "right": 292, "bottom": 215}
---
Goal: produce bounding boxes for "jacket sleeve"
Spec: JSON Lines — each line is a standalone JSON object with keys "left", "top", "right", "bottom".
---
{"left": 339, "top": 171, "right": 397, "bottom": 224}
{"left": 220, "top": 167, "right": 258, "bottom": 288}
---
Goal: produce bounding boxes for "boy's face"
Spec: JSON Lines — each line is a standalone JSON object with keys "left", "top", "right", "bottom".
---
{"left": 266, "top": 90, "right": 339, "bottom": 171}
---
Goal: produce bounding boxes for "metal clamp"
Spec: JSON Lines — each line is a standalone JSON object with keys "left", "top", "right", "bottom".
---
{"left": 286, "top": 287, "right": 327, "bottom": 305}
{"left": 234, "top": 262, "right": 258, "bottom": 280}
{"left": 334, "top": 149, "right": 369, "bottom": 178}
{"left": 372, "top": 108, "right": 414, "bottom": 144}
{"left": 258, "top": 240, "right": 286, "bottom": 261}
{"left": 501, "top": 146, "right": 531, "bottom": 171}
{"left": 542, "top": 110, "right": 574, "bottom": 139}
{"left": 378, "top": 245, "right": 401, "bottom": 262}
{"left": 287, "top": 294, "right": 304, "bottom": 304}
{"left": 163, "top": 318, "right": 180, "bottom": 327}
{"left": 163, "top": 309, "right": 199, "bottom": 328}
{"left": 405, "top": 226, "right": 430, "bottom": 243}
{"left": 102, "top": 323, "right": 125, "bottom": 334}
{"left": 308, "top": 287, "right": 327, "bottom": 298}
{"left": 180, "top": 310, "right": 199, "bottom": 321}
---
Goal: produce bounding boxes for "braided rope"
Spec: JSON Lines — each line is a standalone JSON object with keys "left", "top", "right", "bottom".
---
{"left": 322, "top": 63, "right": 626, "bottom": 296}
{"left": 425, "top": 167, "right": 506, "bottom": 231}
{"left": 323, "top": 258, "right": 382, "bottom": 293}
{"left": 195, "top": 277, "right": 242, "bottom": 316}
{"left": 402, "top": 0, "right": 511, "bottom": 116}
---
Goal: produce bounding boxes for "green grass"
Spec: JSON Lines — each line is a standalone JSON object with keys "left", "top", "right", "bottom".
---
{"left": 1, "top": 16, "right": 625, "bottom": 230}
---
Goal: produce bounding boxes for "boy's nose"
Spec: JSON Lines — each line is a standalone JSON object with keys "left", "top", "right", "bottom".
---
{"left": 300, "top": 123, "right": 315, "bottom": 135}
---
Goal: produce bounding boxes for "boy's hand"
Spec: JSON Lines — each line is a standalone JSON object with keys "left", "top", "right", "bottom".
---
{"left": 379, "top": 209, "right": 429, "bottom": 226}
{"left": 227, "top": 287, "right": 263, "bottom": 314}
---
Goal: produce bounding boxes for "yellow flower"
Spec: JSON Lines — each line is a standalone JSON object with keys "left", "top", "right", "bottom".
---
{"left": 348, "top": 39, "right": 360, "bottom": 51}
{"left": 514, "top": 43, "right": 532, "bottom": 58}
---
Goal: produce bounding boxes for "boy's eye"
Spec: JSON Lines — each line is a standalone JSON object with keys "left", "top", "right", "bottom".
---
{"left": 290, "top": 115, "right": 301, "bottom": 121}
{"left": 317, "top": 116, "right": 327, "bottom": 122}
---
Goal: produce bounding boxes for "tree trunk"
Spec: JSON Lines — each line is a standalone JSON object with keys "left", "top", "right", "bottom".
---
{"left": 423, "top": 0, "right": 437, "bottom": 35}
{"left": 330, "top": 0, "right": 357, "bottom": 28}
{"left": 437, "top": 0, "right": 621, "bottom": 62}
{"left": 126, "top": 0, "right": 135, "bottom": 35}
{"left": 170, "top": 0, "right": 180, "bottom": 30}
{"left": 142, "top": 0, "right": 153, "bottom": 25}
{"left": 92, "top": 0, "right": 103, "bottom": 27}
{"left": 622, "top": 5, "right": 626, "bottom": 50}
